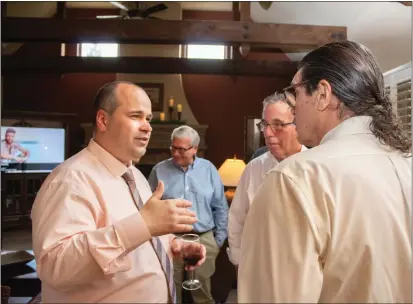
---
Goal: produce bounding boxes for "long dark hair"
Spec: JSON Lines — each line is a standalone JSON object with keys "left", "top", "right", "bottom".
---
{"left": 298, "top": 41, "right": 411, "bottom": 156}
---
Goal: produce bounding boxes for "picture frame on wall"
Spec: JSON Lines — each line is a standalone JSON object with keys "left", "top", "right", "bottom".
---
{"left": 244, "top": 116, "right": 265, "bottom": 162}
{"left": 136, "top": 83, "right": 164, "bottom": 112}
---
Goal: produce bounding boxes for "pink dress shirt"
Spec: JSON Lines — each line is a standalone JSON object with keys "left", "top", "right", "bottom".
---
{"left": 31, "top": 139, "right": 174, "bottom": 303}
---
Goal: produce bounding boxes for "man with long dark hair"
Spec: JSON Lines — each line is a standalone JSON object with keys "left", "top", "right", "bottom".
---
{"left": 238, "top": 41, "right": 411, "bottom": 303}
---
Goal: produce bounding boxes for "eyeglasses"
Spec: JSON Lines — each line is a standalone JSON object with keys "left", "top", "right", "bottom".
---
{"left": 281, "top": 80, "right": 310, "bottom": 109}
{"left": 256, "top": 120, "right": 295, "bottom": 133}
{"left": 170, "top": 145, "right": 193, "bottom": 154}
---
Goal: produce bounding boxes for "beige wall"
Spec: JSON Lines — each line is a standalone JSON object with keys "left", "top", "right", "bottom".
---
{"left": 4, "top": 1, "right": 200, "bottom": 126}
{"left": 3, "top": 2, "right": 57, "bottom": 55}
{"left": 251, "top": 2, "right": 412, "bottom": 72}
{"left": 116, "top": 2, "right": 198, "bottom": 125}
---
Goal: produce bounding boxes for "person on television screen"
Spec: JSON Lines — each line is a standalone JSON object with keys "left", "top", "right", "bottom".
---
{"left": 1, "top": 128, "right": 30, "bottom": 163}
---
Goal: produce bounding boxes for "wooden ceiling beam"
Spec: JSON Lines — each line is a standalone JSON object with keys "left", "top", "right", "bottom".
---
{"left": 2, "top": 18, "right": 347, "bottom": 50}
{"left": 240, "top": 1, "right": 252, "bottom": 22}
{"left": 1, "top": 56, "right": 298, "bottom": 78}
{"left": 1, "top": 2, "right": 7, "bottom": 18}
{"left": 56, "top": 1, "right": 67, "bottom": 19}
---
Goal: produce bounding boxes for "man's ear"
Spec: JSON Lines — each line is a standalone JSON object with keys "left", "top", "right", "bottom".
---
{"left": 315, "top": 79, "right": 333, "bottom": 112}
{"left": 96, "top": 109, "right": 109, "bottom": 131}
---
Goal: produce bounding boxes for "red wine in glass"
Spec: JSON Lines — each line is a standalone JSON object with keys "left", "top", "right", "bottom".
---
{"left": 180, "top": 234, "right": 202, "bottom": 291}
{"left": 183, "top": 254, "right": 202, "bottom": 267}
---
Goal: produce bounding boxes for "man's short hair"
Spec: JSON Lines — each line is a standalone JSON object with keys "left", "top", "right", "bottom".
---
{"left": 262, "top": 92, "right": 291, "bottom": 119}
{"left": 93, "top": 81, "right": 137, "bottom": 126}
{"left": 171, "top": 125, "right": 200, "bottom": 147}
{"left": 5, "top": 128, "right": 16, "bottom": 135}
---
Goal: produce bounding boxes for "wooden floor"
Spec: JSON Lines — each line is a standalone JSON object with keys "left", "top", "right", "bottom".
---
{"left": 226, "top": 289, "right": 237, "bottom": 303}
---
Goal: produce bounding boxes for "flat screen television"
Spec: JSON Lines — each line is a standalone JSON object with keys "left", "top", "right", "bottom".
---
{"left": 1, "top": 126, "right": 66, "bottom": 172}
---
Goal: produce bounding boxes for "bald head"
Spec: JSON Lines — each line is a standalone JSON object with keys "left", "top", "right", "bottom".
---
{"left": 93, "top": 81, "right": 140, "bottom": 126}
{"left": 92, "top": 80, "right": 153, "bottom": 165}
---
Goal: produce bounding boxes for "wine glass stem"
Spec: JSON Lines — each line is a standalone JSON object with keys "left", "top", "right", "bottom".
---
{"left": 189, "top": 270, "right": 195, "bottom": 281}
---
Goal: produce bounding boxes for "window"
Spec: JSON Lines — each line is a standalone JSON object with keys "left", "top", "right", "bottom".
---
{"left": 396, "top": 79, "right": 411, "bottom": 135}
{"left": 80, "top": 43, "right": 119, "bottom": 57}
{"left": 186, "top": 44, "right": 228, "bottom": 60}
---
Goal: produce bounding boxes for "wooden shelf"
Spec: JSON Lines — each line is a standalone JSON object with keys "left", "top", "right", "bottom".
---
{"left": 1, "top": 172, "right": 49, "bottom": 230}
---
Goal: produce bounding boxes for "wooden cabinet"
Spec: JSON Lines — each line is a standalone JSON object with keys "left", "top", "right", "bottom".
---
{"left": 1, "top": 172, "right": 49, "bottom": 229}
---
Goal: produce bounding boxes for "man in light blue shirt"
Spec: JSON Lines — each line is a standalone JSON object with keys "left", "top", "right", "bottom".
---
{"left": 148, "top": 125, "right": 228, "bottom": 304}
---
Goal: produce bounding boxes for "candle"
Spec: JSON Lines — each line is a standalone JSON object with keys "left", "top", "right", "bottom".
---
{"left": 177, "top": 104, "right": 182, "bottom": 113}
{"left": 160, "top": 112, "right": 165, "bottom": 121}
{"left": 168, "top": 97, "right": 174, "bottom": 107}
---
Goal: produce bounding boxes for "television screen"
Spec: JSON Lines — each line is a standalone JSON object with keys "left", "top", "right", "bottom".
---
{"left": 1, "top": 126, "right": 65, "bottom": 171}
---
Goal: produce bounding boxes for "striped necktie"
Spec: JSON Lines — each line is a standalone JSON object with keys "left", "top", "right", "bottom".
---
{"left": 122, "top": 168, "right": 176, "bottom": 304}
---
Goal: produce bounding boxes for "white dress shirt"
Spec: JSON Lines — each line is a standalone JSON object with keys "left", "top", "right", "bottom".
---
{"left": 227, "top": 146, "right": 307, "bottom": 265}
{"left": 238, "top": 116, "right": 412, "bottom": 303}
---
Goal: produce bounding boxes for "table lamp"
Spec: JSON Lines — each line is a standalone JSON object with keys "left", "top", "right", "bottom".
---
{"left": 218, "top": 156, "right": 246, "bottom": 204}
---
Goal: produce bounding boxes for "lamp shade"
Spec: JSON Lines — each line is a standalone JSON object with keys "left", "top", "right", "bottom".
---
{"left": 218, "top": 157, "right": 246, "bottom": 187}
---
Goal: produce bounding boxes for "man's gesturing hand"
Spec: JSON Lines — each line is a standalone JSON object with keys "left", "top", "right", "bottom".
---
{"left": 141, "top": 180, "right": 197, "bottom": 236}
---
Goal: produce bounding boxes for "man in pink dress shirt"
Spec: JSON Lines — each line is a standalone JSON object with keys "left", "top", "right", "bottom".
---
{"left": 31, "top": 81, "right": 206, "bottom": 303}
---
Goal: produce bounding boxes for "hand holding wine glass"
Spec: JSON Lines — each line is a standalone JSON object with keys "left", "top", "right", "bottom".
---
{"left": 177, "top": 234, "right": 206, "bottom": 290}
{"left": 171, "top": 236, "right": 206, "bottom": 270}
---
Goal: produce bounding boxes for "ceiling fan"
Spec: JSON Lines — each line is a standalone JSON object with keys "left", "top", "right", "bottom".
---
{"left": 97, "top": 1, "right": 168, "bottom": 19}
{"left": 258, "top": 2, "right": 273, "bottom": 11}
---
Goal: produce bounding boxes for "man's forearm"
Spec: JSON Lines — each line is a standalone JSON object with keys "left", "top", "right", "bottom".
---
{"left": 36, "top": 213, "right": 152, "bottom": 291}
{"left": 1, "top": 154, "right": 14, "bottom": 160}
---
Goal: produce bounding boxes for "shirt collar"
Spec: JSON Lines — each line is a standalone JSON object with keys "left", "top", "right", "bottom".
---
{"left": 320, "top": 115, "right": 373, "bottom": 145}
{"left": 269, "top": 144, "right": 307, "bottom": 164}
{"left": 172, "top": 155, "right": 199, "bottom": 171}
{"left": 268, "top": 152, "right": 280, "bottom": 165}
{"left": 86, "top": 139, "right": 131, "bottom": 178}
{"left": 191, "top": 155, "right": 200, "bottom": 168}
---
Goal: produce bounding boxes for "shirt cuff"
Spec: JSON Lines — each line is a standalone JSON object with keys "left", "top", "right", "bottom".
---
{"left": 114, "top": 212, "right": 152, "bottom": 252}
{"left": 215, "top": 232, "right": 227, "bottom": 248}
{"left": 215, "top": 238, "right": 224, "bottom": 248}
{"left": 227, "top": 247, "right": 240, "bottom": 265}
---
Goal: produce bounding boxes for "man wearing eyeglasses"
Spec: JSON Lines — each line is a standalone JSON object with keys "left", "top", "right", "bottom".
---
{"left": 227, "top": 93, "right": 307, "bottom": 267}
{"left": 238, "top": 41, "right": 411, "bottom": 303}
{"left": 148, "top": 125, "right": 229, "bottom": 304}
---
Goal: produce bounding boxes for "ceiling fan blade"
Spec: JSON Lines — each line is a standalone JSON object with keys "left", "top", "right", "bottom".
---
{"left": 96, "top": 15, "right": 124, "bottom": 19}
{"left": 109, "top": 1, "right": 129, "bottom": 11}
{"left": 141, "top": 3, "right": 168, "bottom": 18}
{"left": 127, "top": 8, "right": 142, "bottom": 18}
{"left": 259, "top": 1, "right": 272, "bottom": 10}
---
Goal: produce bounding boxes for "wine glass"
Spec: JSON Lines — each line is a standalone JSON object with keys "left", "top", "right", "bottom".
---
{"left": 180, "top": 234, "right": 202, "bottom": 291}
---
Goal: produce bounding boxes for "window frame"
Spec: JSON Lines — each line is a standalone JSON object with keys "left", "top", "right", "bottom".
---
{"left": 78, "top": 43, "right": 120, "bottom": 58}
{"left": 183, "top": 44, "right": 232, "bottom": 60}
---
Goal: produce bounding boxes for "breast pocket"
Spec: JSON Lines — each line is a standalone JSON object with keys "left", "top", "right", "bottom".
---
{"left": 162, "top": 178, "right": 185, "bottom": 200}
{"left": 191, "top": 185, "right": 214, "bottom": 224}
